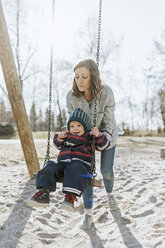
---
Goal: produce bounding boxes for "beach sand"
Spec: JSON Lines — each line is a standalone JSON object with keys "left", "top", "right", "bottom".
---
{"left": 0, "top": 136, "right": 165, "bottom": 248}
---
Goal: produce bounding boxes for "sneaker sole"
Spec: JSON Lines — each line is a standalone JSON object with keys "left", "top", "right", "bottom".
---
{"left": 26, "top": 199, "right": 50, "bottom": 207}
{"left": 109, "top": 205, "right": 118, "bottom": 210}
{"left": 79, "top": 223, "right": 93, "bottom": 230}
{"left": 109, "top": 207, "right": 118, "bottom": 211}
{"left": 60, "top": 203, "right": 74, "bottom": 212}
{"left": 79, "top": 219, "right": 93, "bottom": 230}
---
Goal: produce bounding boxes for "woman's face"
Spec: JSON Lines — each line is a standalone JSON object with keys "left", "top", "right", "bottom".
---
{"left": 74, "top": 66, "right": 91, "bottom": 94}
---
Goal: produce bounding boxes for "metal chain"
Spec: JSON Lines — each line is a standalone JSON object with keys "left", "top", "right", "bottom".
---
{"left": 94, "top": 0, "right": 102, "bottom": 127}
{"left": 44, "top": 0, "right": 55, "bottom": 166}
{"left": 91, "top": 0, "right": 102, "bottom": 176}
{"left": 96, "top": 0, "right": 102, "bottom": 68}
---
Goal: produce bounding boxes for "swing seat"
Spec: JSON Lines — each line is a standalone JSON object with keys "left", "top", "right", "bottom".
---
{"left": 56, "top": 177, "right": 102, "bottom": 187}
{"left": 33, "top": 173, "right": 102, "bottom": 187}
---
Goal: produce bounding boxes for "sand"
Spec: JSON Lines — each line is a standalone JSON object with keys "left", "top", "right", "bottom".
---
{"left": 0, "top": 136, "right": 165, "bottom": 248}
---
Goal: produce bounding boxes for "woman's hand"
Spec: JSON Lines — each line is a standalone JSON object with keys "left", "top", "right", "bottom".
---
{"left": 58, "top": 130, "right": 67, "bottom": 139}
{"left": 92, "top": 127, "right": 100, "bottom": 137}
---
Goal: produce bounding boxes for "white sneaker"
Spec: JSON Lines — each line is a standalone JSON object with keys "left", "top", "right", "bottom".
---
{"left": 60, "top": 201, "right": 74, "bottom": 212}
{"left": 107, "top": 195, "right": 118, "bottom": 210}
{"left": 80, "top": 214, "right": 93, "bottom": 230}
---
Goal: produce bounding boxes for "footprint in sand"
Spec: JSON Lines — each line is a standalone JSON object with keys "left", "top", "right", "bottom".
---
{"left": 116, "top": 195, "right": 123, "bottom": 200}
{"left": 97, "top": 211, "right": 109, "bottom": 223}
{"left": 41, "top": 213, "right": 52, "bottom": 219}
{"left": 153, "top": 223, "right": 165, "bottom": 228}
{"left": 155, "top": 202, "right": 164, "bottom": 207}
{"left": 134, "top": 194, "right": 141, "bottom": 198}
{"left": 35, "top": 217, "right": 50, "bottom": 225}
{"left": 137, "top": 187, "right": 147, "bottom": 194}
{"left": 148, "top": 195, "right": 157, "bottom": 204}
{"left": 154, "top": 241, "right": 163, "bottom": 247}
{"left": 131, "top": 209, "right": 154, "bottom": 218}
{"left": 121, "top": 216, "right": 132, "bottom": 224}
{"left": 122, "top": 180, "right": 131, "bottom": 187}
{"left": 37, "top": 232, "right": 60, "bottom": 239}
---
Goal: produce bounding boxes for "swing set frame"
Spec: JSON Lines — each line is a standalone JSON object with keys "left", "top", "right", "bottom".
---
{"left": 0, "top": 0, "right": 103, "bottom": 187}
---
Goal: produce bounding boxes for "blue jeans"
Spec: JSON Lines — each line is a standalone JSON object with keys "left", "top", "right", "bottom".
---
{"left": 82, "top": 146, "right": 116, "bottom": 209}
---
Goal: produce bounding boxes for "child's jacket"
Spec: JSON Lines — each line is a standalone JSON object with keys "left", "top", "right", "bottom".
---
{"left": 53, "top": 132, "right": 110, "bottom": 168}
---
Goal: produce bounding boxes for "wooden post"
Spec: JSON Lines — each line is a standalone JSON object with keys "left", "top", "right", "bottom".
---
{"left": 0, "top": 1, "right": 40, "bottom": 178}
{"left": 160, "top": 147, "right": 165, "bottom": 158}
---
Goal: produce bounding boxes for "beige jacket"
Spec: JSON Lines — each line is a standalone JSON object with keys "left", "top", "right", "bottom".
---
{"left": 66, "top": 84, "right": 118, "bottom": 149}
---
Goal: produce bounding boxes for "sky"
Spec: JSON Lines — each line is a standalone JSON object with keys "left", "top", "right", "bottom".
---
{"left": 1, "top": 0, "right": 165, "bottom": 128}
{"left": 30, "top": 0, "right": 165, "bottom": 73}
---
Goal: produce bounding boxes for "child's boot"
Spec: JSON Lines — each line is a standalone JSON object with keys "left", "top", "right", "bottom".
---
{"left": 60, "top": 193, "right": 77, "bottom": 211}
{"left": 26, "top": 189, "right": 50, "bottom": 207}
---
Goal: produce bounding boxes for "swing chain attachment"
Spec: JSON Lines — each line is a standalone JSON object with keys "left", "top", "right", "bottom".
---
{"left": 44, "top": 0, "right": 55, "bottom": 167}
{"left": 91, "top": 0, "right": 102, "bottom": 176}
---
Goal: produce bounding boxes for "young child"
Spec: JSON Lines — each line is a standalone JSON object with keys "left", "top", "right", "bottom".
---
{"left": 27, "top": 108, "right": 110, "bottom": 211}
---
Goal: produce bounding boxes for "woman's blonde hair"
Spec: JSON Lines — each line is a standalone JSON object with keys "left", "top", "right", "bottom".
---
{"left": 72, "top": 59, "right": 103, "bottom": 98}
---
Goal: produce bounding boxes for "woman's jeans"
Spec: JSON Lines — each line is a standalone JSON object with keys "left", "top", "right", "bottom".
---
{"left": 83, "top": 145, "right": 116, "bottom": 209}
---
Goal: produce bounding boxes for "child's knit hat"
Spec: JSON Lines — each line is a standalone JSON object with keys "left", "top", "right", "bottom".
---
{"left": 67, "top": 108, "right": 92, "bottom": 132}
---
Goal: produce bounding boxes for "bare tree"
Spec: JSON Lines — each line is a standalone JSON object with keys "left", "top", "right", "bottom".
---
{"left": 1, "top": 0, "right": 43, "bottom": 92}
{"left": 0, "top": 99, "right": 6, "bottom": 123}
{"left": 29, "top": 100, "right": 37, "bottom": 131}
{"left": 159, "top": 89, "right": 165, "bottom": 131}
{"left": 74, "top": 16, "right": 122, "bottom": 72}
{"left": 144, "top": 22, "right": 165, "bottom": 131}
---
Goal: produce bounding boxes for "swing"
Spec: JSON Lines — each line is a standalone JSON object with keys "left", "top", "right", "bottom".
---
{"left": 41, "top": 0, "right": 103, "bottom": 188}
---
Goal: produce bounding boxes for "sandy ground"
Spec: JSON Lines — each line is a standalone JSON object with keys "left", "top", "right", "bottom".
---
{"left": 0, "top": 136, "right": 165, "bottom": 248}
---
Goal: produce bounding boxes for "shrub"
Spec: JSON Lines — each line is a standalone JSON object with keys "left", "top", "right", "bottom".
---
{"left": 0, "top": 123, "right": 15, "bottom": 137}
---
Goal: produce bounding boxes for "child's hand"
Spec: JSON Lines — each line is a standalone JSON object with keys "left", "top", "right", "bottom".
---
{"left": 58, "top": 130, "right": 67, "bottom": 139}
{"left": 92, "top": 127, "right": 100, "bottom": 137}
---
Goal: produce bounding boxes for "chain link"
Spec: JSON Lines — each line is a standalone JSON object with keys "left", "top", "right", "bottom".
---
{"left": 91, "top": 0, "right": 102, "bottom": 176}
{"left": 44, "top": 0, "right": 55, "bottom": 166}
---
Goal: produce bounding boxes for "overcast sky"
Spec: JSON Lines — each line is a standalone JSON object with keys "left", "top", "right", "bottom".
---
{"left": 1, "top": 0, "right": 165, "bottom": 127}
{"left": 30, "top": 0, "right": 165, "bottom": 73}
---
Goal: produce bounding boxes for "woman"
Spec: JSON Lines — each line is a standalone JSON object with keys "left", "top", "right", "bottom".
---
{"left": 66, "top": 59, "right": 118, "bottom": 230}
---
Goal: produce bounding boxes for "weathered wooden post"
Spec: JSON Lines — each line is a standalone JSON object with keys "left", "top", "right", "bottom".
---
{"left": 0, "top": 1, "right": 40, "bottom": 178}
{"left": 160, "top": 147, "right": 165, "bottom": 158}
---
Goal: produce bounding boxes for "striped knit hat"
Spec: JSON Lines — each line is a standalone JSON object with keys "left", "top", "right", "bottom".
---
{"left": 67, "top": 108, "right": 92, "bottom": 132}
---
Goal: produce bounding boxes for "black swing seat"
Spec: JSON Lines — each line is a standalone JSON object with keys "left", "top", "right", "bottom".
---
{"left": 56, "top": 177, "right": 102, "bottom": 187}
{"left": 33, "top": 173, "right": 102, "bottom": 187}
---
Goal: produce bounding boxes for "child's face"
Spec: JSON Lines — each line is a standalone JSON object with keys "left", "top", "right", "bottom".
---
{"left": 69, "top": 121, "right": 85, "bottom": 136}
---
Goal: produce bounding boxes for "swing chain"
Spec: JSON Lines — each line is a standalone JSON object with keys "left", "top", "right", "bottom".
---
{"left": 94, "top": 0, "right": 102, "bottom": 127}
{"left": 96, "top": 0, "right": 102, "bottom": 68}
{"left": 44, "top": 0, "right": 55, "bottom": 166}
{"left": 91, "top": 0, "right": 102, "bottom": 176}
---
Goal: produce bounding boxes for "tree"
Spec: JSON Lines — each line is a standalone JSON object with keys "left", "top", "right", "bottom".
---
{"left": 74, "top": 16, "right": 122, "bottom": 74}
{"left": 29, "top": 101, "right": 37, "bottom": 131}
{"left": 37, "top": 109, "right": 45, "bottom": 131}
{"left": 159, "top": 90, "right": 165, "bottom": 131}
{"left": 0, "top": 99, "right": 15, "bottom": 125}
{"left": 56, "top": 108, "right": 67, "bottom": 131}
{"left": 144, "top": 22, "right": 165, "bottom": 131}
{"left": 1, "top": 0, "right": 43, "bottom": 93}
{"left": 51, "top": 112, "right": 55, "bottom": 131}
{"left": 0, "top": 99, "right": 6, "bottom": 123}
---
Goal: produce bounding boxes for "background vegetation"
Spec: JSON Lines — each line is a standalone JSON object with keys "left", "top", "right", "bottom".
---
{"left": 0, "top": 0, "right": 165, "bottom": 137}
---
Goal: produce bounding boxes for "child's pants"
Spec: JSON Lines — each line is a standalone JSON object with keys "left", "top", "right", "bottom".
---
{"left": 36, "top": 160, "right": 90, "bottom": 197}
